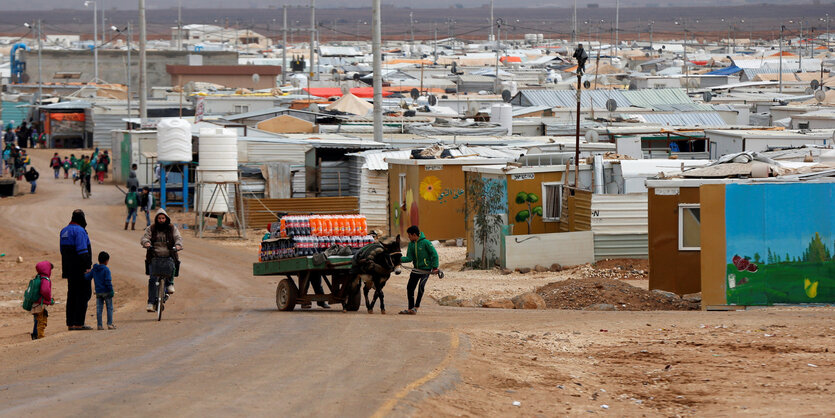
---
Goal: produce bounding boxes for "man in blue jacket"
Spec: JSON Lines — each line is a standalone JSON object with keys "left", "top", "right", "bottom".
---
{"left": 60, "top": 210, "right": 93, "bottom": 330}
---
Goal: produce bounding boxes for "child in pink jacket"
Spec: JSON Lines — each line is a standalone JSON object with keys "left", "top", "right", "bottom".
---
{"left": 31, "top": 261, "right": 55, "bottom": 340}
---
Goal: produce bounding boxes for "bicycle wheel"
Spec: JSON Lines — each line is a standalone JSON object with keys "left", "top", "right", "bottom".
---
{"left": 156, "top": 279, "right": 165, "bottom": 321}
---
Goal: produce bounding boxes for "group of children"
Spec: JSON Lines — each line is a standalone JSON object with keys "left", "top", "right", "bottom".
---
{"left": 24, "top": 252, "right": 116, "bottom": 339}
{"left": 48, "top": 152, "right": 110, "bottom": 182}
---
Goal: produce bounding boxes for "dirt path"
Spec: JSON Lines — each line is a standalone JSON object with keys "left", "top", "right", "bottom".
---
{"left": 1, "top": 150, "right": 833, "bottom": 417}
{"left": 0, "top": 150, "right": 453, "bottom": 416}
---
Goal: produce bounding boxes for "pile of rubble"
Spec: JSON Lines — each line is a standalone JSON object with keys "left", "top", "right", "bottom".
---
{"left": 536, "top": 278, "right": 700, "bottom": 311}
{"left": 574, "top": 259, "right": 649, "bottom": 281}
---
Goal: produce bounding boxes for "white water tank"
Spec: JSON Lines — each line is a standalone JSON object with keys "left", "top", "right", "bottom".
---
{"left": 491, "top": 103, "right": 513, "bottom": 136}
{"left": 156, "top": 119, "right": 193, "bottom": 162}
{"left": 198, "top": 127, "right": 238, "bottom": 176}
{"left": 197, "top": 128, "right": 238, "bottom": 213}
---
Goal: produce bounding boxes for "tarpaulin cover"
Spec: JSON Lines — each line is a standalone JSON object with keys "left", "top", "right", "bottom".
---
{"left": 706, "top": 65, "right": 743, "bottom": 76}
{"left": 303, "top": 87, "right": 393, "bottom": 98}
{"left": 48, "top": 112, "right": 85, "bottom": 121}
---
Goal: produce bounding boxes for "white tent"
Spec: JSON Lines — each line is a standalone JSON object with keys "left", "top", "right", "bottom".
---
{"left": 325, "top": 93, "right": 373, "bottom": 116}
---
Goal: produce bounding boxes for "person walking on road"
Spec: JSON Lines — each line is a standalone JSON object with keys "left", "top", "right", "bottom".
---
{"left": 60, "top": 210, "right": 93, "bottom": 330}
{"left": 50, "top": 153, "right": 61, "bottom": 179}
{"left": 24, "top": 166, "right": 39, "bottom": 193}
{"left": 79, "top": 155, "right": 92, "bottom": 196}
{"left": 141, "top": 209, "right": 183, "bottom": 312}
{"left": 28, "top": 261, "right": 55, "bottom": 340}
{"left": 139, "top": 187, "right": 155, "bottom": 227}
{"left": 61, "top": 156, "right": 71, "bottom": 179}
{"left": 398, "top": 225, "right": 439, "bottom": 315}
{"left": 126, "top": 164, "right": 140, "bottom": 191}
{"left": 125, "top": 186, "right": 139, "bottom": 230}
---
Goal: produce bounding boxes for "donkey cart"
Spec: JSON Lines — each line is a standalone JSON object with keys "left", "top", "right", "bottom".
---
{"left": 253, "top": 256, "right": 362, "bottom": 311}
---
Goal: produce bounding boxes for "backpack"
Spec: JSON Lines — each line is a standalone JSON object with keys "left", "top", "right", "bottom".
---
{"left": 126, "top": 192, "right": 138, "bottom": 209}
{"left": 22, "top": 276, "right": 42, "bottom": 311}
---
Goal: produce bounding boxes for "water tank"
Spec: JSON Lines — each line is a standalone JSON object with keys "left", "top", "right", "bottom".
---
{"left": 490, "top": 103, "right": 513, "bottom": 136}
{"left": 198, "top": 127, "right": 238, "bottom": 175}
{"left": 197, "top": 127, "right": 238, "bottom": 213}
{"left": 156, "top": 119, "right": 193, "bottom": 162}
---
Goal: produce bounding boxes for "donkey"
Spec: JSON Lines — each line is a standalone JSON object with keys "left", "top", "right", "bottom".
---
{"left": 350, "top": 235, "right": 402, "bottom": 314}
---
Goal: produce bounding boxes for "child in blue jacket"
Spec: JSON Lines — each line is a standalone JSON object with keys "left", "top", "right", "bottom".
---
{"left": 85, "top": 251, "right": 115, "bottom": 330}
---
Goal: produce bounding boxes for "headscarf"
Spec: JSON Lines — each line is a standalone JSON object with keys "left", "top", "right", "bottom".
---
{"left": 71, "top": 209, "right": 87, "bottom": 229}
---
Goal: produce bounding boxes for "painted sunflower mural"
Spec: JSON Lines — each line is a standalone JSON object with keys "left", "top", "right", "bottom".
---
{"left": 420, "top": 176, "right": 442, "bottom": 201}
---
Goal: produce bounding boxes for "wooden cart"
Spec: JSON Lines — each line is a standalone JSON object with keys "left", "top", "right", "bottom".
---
{"left": 252, "top": 256, "right": 362, "bottom": 311}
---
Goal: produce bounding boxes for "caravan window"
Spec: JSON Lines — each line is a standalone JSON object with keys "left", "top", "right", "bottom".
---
{"left": 398, "top": 173, "right": 407, "bottom": 209}
{"left": 678, "top": 204, "right": 701, "bottom": 251}
{"left": 541, "top": 183, "right": 562, "bottom": 222}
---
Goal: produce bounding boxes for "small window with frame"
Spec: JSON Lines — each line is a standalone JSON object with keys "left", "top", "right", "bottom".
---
{"left": 541, "top": 183, "right": 562, "bottom": 222}
{"left": 678, "top": 204, "right": 701, "bottom": 251}
{"left": 398, "top": 173, "right": 407, "bottom": 210}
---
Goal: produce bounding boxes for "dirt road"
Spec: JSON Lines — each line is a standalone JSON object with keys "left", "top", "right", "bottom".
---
{"left": 1, "top": 150, "right": 833, "bottom": 417}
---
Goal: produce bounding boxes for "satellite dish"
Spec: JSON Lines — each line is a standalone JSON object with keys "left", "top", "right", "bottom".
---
{"left": 605, "top": 98, "right": 618, "bottom": 112}
{"left": 340, "top": 85, "right": 350, "bottom": 95}
{"left": 352, "top": 73, "right": 361, "bottom": 81}
{"left": 650, "top": 69, "right": 657, "bottom": 76}
{"left": 811, "top": 79, "right": 821, "bottom": 90}
{"left": 702, "top": 91, "right": 712, "bottom": 103}
{"left": 308, "top": 103, "right": 319, "bottom": 112}
{"left": 501, "top": 89, "right": 512, "bottom": 102}
{"left": 585, "top": 130, "right": 600, "bottom": 142}
{"left": 815, "top": 89, "right": 826, "bottom": 103}
{"left": 428, "top": 94, "right": 438, "bottom": 106}
{"left": 410, "top": 88, "right": 420, "bottom": 100}
{"left": 184, "top": 81, "right": 195, "bottom": 95}
{"left": 805, "top": 87, "right": 815, "bottom": 95}
{"left": 583, "top": 80, "right": 592, "bottom": 89}
{"left": 251, "top": 73, "right": 261, "bottom": 84}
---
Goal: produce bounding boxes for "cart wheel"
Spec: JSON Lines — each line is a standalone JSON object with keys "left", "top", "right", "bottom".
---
{"left": 343, "top": 283, "right": 362, "bottom": 312}
{"left": 276, "top": 278, "right": 298, "bottom": 311}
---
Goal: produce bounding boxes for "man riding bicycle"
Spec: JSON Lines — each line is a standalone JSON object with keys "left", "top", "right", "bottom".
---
{"left": 140, "top": 209, "right": 182, "bottom": 312}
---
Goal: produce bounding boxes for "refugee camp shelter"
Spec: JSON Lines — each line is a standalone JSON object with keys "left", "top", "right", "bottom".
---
{"left": 700, "top": 181, "right": 835, "bottom": 308}
{"left": 387, "top": 157, "right": 498, "bottom": 241}
{"left": 705, "top": 129, "right": 833, "bottom": 159}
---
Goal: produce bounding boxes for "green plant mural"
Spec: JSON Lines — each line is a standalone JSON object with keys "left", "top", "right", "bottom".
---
{"left": 514, "top": 191, "right": 543, "bottom": 235}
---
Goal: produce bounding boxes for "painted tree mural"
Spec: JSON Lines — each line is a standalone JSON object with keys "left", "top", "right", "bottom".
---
{"left": 514, "top": 191, "right": 542, "bottom": 235}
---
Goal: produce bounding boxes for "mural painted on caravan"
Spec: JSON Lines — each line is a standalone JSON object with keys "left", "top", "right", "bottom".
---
{"left": 725, "top": 183, "right": 834, "bottom": 305}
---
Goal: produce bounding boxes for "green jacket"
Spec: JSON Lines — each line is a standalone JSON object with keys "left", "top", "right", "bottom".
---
{"left": 401, "top": 232, "right": 439, "bottom": 270}
{"left": 79, "top": 160, "right": 92, "bottom": 175}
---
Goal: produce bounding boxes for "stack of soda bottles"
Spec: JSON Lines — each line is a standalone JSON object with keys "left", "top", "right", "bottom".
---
{"left": 262, "top": 215, "right": 376, "bottom": 259}
{"left": 259, "top": 238, "right": 295, "bottom": 262}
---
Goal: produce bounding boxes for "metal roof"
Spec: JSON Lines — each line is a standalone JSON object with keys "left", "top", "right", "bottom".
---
{"left": 626, "top": 112, "right": 728, "bottom": 126}
{"left": 512, "top": 88, "right": 706, "bottom": 111}
{"left": 223, "top": 106, "right": 291, "bottom": 121}
{"left": 40, "top": 100, "right": 92, "bottom": 110}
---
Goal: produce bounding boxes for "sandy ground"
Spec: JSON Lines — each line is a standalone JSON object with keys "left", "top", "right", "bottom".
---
{"left": 1, "top": 149, "right": 833, "bottom": 417}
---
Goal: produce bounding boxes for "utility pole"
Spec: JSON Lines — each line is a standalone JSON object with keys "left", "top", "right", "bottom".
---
{"left": 282, "top": 5, "right": 287, "bottom": 85}
{"left": 37, "top": 20, "right": 42, "bottom": 107}
{"left": 779, "top": 25, "right": 784, "bottom": 93}
{"left": 310, "top": 0, "right": 316, "bottom": 81}
{"left": 574, "top": 70, "right": 581, "bottom": 188}
{"left": 572, "top": 0, "right": 577, "bottom": 45}
{"left": 683, "top": 20, "right": 689, "bottom": 94}
{"left": 799, "top": 21, "right": 803, "bottom": 71}
{"left": 494, "top": 19, "right": 502, "bottom": 93}
{"left": 490, "top": 0, "right": 494, "bottom": 42}
{"left": 614, "top": 0, "right": 619, "bottom": 57}
{"left": 372, "top": 0, "right": 383, "bottom": 142}
{"left": 127, "top": 24, "right": 132, "bottom": 121}
{"left": 84, "top": 1, "right": 99, "bottom": 82}
{"left": 139, "top": 0, "right": 148, "bottom": 125}
{"left": 409, "top": 11, "right": 414, "bottom": 45}
{"left": 649, "top": 22, "right": 654, "bottom": 56}
{"left": 102, "top": 0, "right": 106, "bottom": 45}
{"left": 178, "top": 0, "right": 183, "bottom": 50}
{"left": 433, "top": 24, "right": 437, "bottom": 61}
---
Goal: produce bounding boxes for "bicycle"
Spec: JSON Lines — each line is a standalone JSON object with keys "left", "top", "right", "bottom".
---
{"left": 147, "top": 249, "right": 179, "bottom": 321}
{"left": 79, "top": 174, "right": 90, "bottom": 199}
